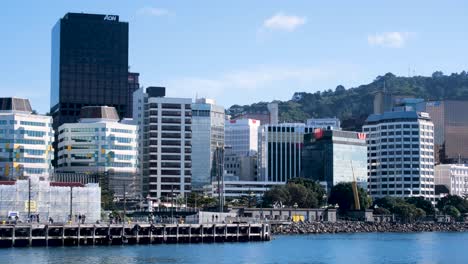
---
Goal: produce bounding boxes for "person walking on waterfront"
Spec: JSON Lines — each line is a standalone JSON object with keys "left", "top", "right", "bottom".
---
{"left": 82, "top": 214, "right": 86, "bottom": 224}
{"left": 48, "top": 217, "right": 54, "bottom": 224}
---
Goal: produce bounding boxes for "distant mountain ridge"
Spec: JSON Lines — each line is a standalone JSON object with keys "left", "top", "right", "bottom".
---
{"left": 228, "top": 71, "right": 468, "bottom": 131}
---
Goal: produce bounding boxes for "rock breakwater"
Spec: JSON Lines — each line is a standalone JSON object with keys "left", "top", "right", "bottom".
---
{"left": 272, "top": 221, "right": 468, "bottom": 234}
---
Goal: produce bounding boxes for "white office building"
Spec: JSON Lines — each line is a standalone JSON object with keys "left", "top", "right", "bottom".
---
{"left": 133, "top": 87, "right": 192, "bottom": 201}
{"left": 258, "top": 123, "right": 315, "bottom": 182}
{"left": 435, "top": 164, "right": 468, "bottom": 197}
{"left": 363, "top": 111, "right": 435, "bottom": 200}
{"left": 225, "top": 118, "right": 260, "bottom": 156}
{"left": 0, "top": 98, "right": 54, "bottom": 181}
{"left": 191, "top": 98, "right": 225, "bottom": 189}
{"left": 56, "top": 106, "right": 138, "bottom": 198}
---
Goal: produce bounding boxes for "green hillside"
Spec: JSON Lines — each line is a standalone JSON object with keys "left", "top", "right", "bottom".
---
{"left": 228, "top": 71, "right": 468, "bottom": 130}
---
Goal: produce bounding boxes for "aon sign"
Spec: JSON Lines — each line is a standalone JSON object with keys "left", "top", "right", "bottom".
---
{"left": 104, "top": 15, "right": 117, "bottom": 21}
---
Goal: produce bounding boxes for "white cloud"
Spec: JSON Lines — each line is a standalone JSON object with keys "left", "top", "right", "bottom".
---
{"left": 263, "top": 13, "right": 306, "bottom": 31}
{"left": 367, "top": 32, "right": 411, "bottom": 48}
{"left": 137, "top": 7, "right": 170, "bottom": 17}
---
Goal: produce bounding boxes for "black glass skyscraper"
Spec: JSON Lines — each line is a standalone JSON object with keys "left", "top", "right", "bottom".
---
{"left": 50, "top": 13, "right": 130, "bottom": 128}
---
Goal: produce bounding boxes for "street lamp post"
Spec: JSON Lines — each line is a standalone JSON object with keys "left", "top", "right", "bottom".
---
{"left": 69, "top": 186, "right": 73, "bottom": 223}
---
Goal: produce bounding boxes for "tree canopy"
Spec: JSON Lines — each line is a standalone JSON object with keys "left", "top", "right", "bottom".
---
{"left": 262, "top": 178, "right": 326, "bottom": 208}
{"left": 373, "top": 196, "right": 435, "bottom": 222}
{"left": 437, "top": 195, "right": 468, "bottom": 214}
{"left": 328, "top": 182, "right": 371, "bottom": 212}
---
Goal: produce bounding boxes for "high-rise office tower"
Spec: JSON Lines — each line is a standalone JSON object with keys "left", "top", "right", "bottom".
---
{"left": 258, "top": 123, "right": 315, "bottom": 182}
{"left": 301, "top": 129, "right": 367, "bottom": 192}
{"left": 191, "top": 98, "right": 225, "bottom": 189}
{"left": 363, "top": 111, "right": 435, "bottom": 200}
{"left": 56, "top": 106, "right": 139, "bottom": 198}
{"left": 127, "top": 72, "right": 140, "bottom": 121}
{"left": 418, "top": 100, "right": 468, "bottom": 164}
{"left": 50, "top": 13, "right": 130, "bottom": 130}
{"left": 225, "top": 118, "right": 260, "bottom": 156}
{"left": 133, "top": 87, "right": 192, "bottom": 201}
{"left": 0, "top": 98, "right": 54, "bottom": 181}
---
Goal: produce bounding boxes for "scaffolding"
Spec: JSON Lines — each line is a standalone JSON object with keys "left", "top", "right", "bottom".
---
{"left": 0, "top": 179, "right": 101, "bottom": 223}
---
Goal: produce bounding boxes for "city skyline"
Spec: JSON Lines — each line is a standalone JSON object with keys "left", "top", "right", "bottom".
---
{"left": 2, "top": 1, "right": 468, "bottom": 114}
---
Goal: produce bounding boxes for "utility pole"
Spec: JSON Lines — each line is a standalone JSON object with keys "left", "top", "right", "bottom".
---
{"left": 123, "top": 184, "right": 126, "bottom": 221}
{"left": 28, "top": 177, "right": 31, "bottom": 221}
{"left": 171, "top": 185, "right": 174, "bottom": 223}
{"left": 216, "top": 145, "right": 225, "bottom": 213}
{"left": 69, "top": 186, "right": 73, "bottom": 223}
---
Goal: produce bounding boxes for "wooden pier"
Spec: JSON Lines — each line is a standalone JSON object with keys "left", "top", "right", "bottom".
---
{"left": 0, "top": 223, "right": 270, "bottom": 247}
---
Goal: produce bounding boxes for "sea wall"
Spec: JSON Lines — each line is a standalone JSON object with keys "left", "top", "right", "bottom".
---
{"left": 272, "top": 221, "right": 468, "bottom": 234}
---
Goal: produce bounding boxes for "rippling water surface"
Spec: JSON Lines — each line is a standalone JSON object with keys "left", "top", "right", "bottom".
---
{"left": 2, "top": 232, "right": 468, "bottom": 264}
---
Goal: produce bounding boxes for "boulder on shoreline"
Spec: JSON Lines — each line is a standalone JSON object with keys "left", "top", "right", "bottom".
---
{"left": 272, "top": 221, "right": 468, "bottom": 235}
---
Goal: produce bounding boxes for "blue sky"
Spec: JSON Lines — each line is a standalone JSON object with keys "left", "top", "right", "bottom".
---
{"left": 1, "top": 1, "right": 468, "bottom": 114}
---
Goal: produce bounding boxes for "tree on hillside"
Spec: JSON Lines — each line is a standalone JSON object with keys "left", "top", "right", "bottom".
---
{"left": 328, "top": 182, "right": 371, "bottom": 212}
{"left": 230, "top": 71, "right": 468, "bottom": 131}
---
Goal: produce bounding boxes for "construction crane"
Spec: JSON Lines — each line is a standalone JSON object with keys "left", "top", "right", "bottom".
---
{"left": 351, "top": 162, "right": 361, "bottom": 210}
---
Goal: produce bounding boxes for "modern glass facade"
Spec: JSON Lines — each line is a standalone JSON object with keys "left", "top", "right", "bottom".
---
{"left": 50, "top": 13, "right": 130, "bottom": 129}
{"left": 418, "top": 100, "right": 468, "bottom": 164}
{"left": 259, "top": 123, "right": 315, "bottom": 182}
{"left": 301, "top": 130, "right": 367, "bottom": 192}
{"left": 191, "top": 99, "right": 225, "bottom": 189}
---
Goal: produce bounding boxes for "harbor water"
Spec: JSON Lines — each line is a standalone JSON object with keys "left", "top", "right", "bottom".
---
{"left": 1, "top": 232, "right": 467, "bottom": 264}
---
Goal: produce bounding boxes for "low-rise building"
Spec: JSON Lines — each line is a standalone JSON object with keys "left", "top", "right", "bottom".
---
{"left": 56, "top": 106, "right": 138, "bottom": 198}
{"left": 0, "top": 97, "right": 54, "bottom": 181}
{"left": 435, "top": 164, "right": 468, "bottom": 197}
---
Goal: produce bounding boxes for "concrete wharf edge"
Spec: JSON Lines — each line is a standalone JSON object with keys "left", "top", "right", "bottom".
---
{"left": 0, "top": 223, "right": 271, "bottom": 247}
